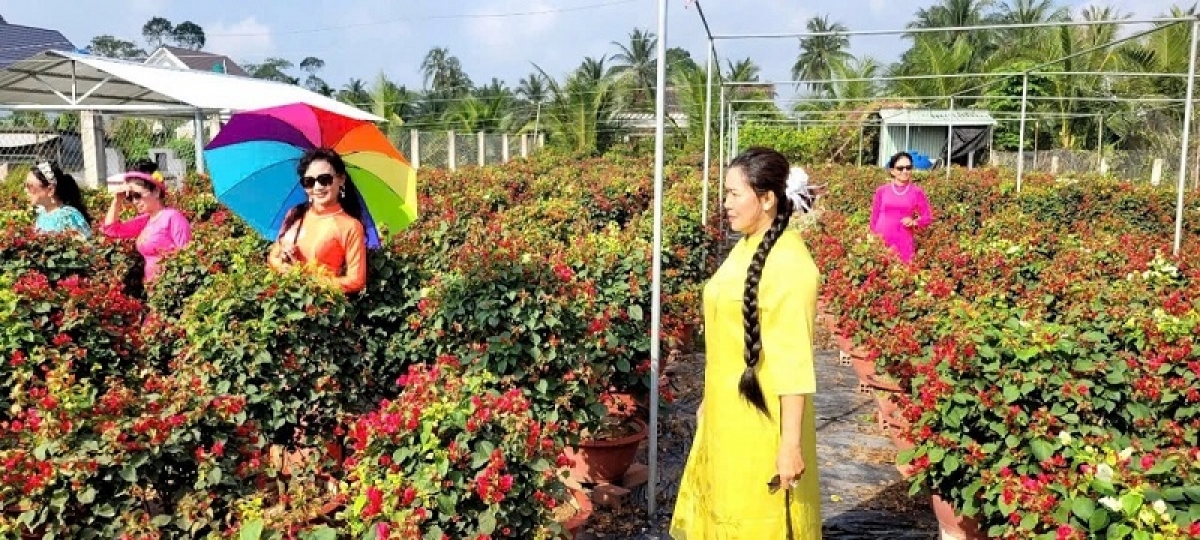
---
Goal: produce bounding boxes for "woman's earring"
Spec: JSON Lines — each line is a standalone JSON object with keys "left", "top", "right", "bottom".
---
{"left": 340, "top": 185, "right": 346, "bottom": 198}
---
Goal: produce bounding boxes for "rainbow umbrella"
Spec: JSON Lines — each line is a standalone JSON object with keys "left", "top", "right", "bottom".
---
{"left": 203, "top": 103, "right": 417, "bottom": 247}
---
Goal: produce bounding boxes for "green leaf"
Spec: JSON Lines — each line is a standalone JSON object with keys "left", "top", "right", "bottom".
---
{"left": 478, "top": 509, "right": 497, "bottom": 534}
{"left": 300, "top": 527, "right": 338, "bottom": 540}
{"left": 1015, "top": 346, "right": 1039, "bottom": 360}
{"left": 78, "top": 486, "right": 97, "bottom": 504}
{"left": 628, "top": 305, "right": 644, "bottom": 321}
{"left": 1002, "top": 385, "right": 1020, "bottom": 403}
{"left": 1019, "top": 512, "right": 1038, "bottom": 529}
{"left": 151, "top": 515, "right": 173, "bottom": 527}
{"left": 1071, "top": 497, "right": 1095, "bottom": 521}
{"left": 1121, "top": 492, "right": 1144, "bottom": 516}
{"left": 943, "top": 454, "right": 961, "bottom": 474}
{"left": 1089, "top": 508, "right": 1110, "bottom": 532}
{"left": 928, "top": 447, "right": 946, "bottom": 463}
{"left": 1030, "top": 439, "right": 1054, "bottom": 462}
{"left": 120, "top": 465, "right": 138, "bottom": 483}
{"left": 208, "top": 467, "right": 223, "bottom": 485}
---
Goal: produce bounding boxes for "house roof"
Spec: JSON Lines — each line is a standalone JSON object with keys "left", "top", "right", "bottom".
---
{"left": 0, "top": 50, "right": 381, "bottom": 121}
{"left": 0, "top": 18, "right": 75, "bottom": 70}
{"left": 878, "top": 108, "right": 996, "bottom": 126}
{"left": 157, "top": 45, "right": 250, "bottom": 77}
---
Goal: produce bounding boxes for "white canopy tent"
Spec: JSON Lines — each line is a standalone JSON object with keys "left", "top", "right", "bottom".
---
{"left": 0, "top": 50, "right": 382, "bottom": 184}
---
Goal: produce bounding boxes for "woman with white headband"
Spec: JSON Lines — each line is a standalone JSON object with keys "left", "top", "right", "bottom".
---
{"left": 25, "top": 160, "right": 92, "bottom": 239}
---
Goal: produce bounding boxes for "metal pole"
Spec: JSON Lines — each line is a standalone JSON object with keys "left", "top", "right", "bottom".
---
{"left": 1017, "top": 74, "right": 1029, "bottom": 192}
{"left": 946, "top": 98, "right": 954, "bottom": 180}
{"left": 647, "top": 0, "right": 667, "bottom": 516}
{"left": 710, "top": 16, "right": 1197, "bottom": 40}
{"left": 1174, "top": 19, "right": 1198, "bottom": 256}
{"left": 193, "top": 109, "right": 206, "bottom": 174}
{"left": 857, "top": 123, "right": 864, "bottom": 166}
{"left": 701, "top": 42, "right": 714, "bottom": 226}
{"left": 718, "top": 88, "right": 727, "bottom": 203}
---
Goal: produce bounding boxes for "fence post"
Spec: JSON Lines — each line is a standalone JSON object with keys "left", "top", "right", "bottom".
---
{"left": 447, "top": 131, "right": 456, "bottom": 171}
{"left": 478, "top": 131, "right": 486, "bottom": 167}
{"left": 410, "top": 130, "right": 420, "bottom": 169}
{"left": 538, "top": 133, "right": 545, "bottom": 149}
{"left": 502, "top": 134, "right": 510, "bottom": 162}
{"left": 521, "top": 134, "right": 529, "bottom": 158}
{"left": 1050, "top": 155, "right": 1059, "bottom": 174}
{"left": 79, "top": 111, "right": 106, "bottom": 189}
{"left": 1152, "top": 158, "right": 1163, "bottom": 186}
{"left": 1100, "top": 158, "right": 1108, "bottom": 176}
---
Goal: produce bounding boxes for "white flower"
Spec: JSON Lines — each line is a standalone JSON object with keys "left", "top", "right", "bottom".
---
{"left": 1096, "top": 463, "right": 1115, "bottom": 483}
{"left": 1058, "top": 431, "right": 1072, "bottom": 444}
{"left": 1120, "top": 447, "right": 1135, "bottom": 460}
{"left": 1100, "top": 497, "right": 1121, "bottom": 511}
{"left": 1152, "top": 500, "right": 1167, "bottom": 515}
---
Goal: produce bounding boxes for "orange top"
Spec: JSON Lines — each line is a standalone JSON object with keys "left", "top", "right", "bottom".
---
{"left": 269, "top": 204, "right": 367, "bottom": 293}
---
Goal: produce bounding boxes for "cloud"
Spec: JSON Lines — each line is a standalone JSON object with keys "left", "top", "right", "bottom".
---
{"left": 464, "top": 0, "right": 560, "bottom": 57}
{"left": 205, "top": 17, "right": 275, "bottom": 62}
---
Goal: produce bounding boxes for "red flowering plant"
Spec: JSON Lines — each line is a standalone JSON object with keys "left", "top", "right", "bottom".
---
{"left": 0, "top": 271, "right": 144, "bottom": 411}
{"left": 0, "top": 273, "right": 271, "bottom": 536}
{"left": 0, "top": 216, "right": 141, "bottom": 292}
{"left": 412, "top": 224, "right": 606, "bottom": 440}
{"left": 335, "top": 357, "right": 570, "bottom": 540}
{"left": 983, "top": 435, "right": 1200, "bottom": 539}
{"left": 172, "top": 263, "right": 366, "bottom": 451}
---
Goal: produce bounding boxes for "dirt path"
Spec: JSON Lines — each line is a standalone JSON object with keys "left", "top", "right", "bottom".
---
{"left": 579, "top": 341, "right": 939, "bottom": 539}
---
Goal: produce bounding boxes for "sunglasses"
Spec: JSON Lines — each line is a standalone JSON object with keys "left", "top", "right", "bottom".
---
{"left": 894, "top": 165, "right": 913, "bottom": 171}
{"left": 125, "top": 191, "right": 148, "bottom": 201}
{"left": 300, "top": 173, "right": 336, "bottom": 189}
{"left": 768, "top": 474, "right": 787, "bottom": 494}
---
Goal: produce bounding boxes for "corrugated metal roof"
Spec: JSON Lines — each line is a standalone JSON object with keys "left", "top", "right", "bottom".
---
{"left": 0, "top": 21, "right": 75, "bottom": 70}
{"left": 0, "top": 50, "right": 382, "bottom": 122}
{"left": 879, "top": 108, "right": 996, "bottom": 126}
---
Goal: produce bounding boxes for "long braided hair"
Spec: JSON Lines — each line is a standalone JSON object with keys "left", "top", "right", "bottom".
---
{"left": 729, "top": 147, "right": 813, "bottom": 417}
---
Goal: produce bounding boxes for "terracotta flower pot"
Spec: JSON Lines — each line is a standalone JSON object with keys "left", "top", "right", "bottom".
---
{"left": 930, "top": 494, "right": 986, "bottom": 540}
{"left": 555, "top": 488, "right": 594, "bottom": 539}
{"left": 563, "top": 417, "right": 649, "bottom": 484}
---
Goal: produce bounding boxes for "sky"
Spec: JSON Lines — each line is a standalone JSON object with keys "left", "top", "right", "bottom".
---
{"left": 0, "top": 0, "right": 1189, "bottom": 96}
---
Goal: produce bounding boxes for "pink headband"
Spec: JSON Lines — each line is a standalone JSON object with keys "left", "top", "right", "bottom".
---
{"left": 124, "top": 171, "right": 167, "bottom": 194}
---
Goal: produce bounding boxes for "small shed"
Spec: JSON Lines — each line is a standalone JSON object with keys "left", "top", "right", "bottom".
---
{"left": 877, "top": 108, "right": 996, "bottom": 169}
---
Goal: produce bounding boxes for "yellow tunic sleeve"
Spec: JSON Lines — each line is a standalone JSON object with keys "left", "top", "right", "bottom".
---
{"left": 759, "top": 234, "right": 819, "bottom": 396}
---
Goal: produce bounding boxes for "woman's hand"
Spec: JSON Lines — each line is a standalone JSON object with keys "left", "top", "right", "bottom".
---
{"left": 776, "top": 443, "right": 806, "bottom": 490}
{"left": 901, "top": 216, "right": 916, "bottom": 228}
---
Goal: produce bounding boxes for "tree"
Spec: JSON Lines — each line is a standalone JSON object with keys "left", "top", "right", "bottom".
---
{"left": 142, "top": 17, "right": 174, "bottom": 49}
{"left": 610, "top": 28, "right": 658, "bottom": 109}
{"left": 420, "top": 47, "right": 472, "bottom": 96}
{"left": 299, "top": 57, "right": 332, "bottom": 96}
{"left": 534, "top": 59, "right": 623, "bottom": 153}
{"left": 170, "top": 21, "right": 206, "bottom": 50}
{"left": 244, "top": 57, "right": 298, "bottom": 84}
{"left": 337, "top": 79, "right": 371, "bottom": 110}
{"left": 88, "top": 35, "right": 145, "bottom": 59}
{"left": 791, "top": 15, "right": 852, "bottom": 93}
{"left": 666, "top": 47, "right": 698, "bottom": 76}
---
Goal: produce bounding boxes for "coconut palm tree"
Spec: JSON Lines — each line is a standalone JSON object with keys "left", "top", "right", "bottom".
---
{"left": 610, "top": 28, "right": 658, "bottom": 109}
{"left": 790, "top": 15, "right": 853, "bottom": 94}
{"left": 993, "top": 0, "right": 1070, "bottom": 55}
{"left": 533, "top": 59, "right": 622, "bottom": 154}
{"left": 906, "top": 0, "right": 999, "bottom": 71}
{"left": 337, "top": 78, "right": 371, "bottom": 110}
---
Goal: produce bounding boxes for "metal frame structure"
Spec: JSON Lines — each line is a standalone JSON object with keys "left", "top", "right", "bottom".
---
{"left": 703, "top": 15, "right": 1199, "bottom": 255}
{"left": 638, "top": 3, "right": 1200, "bottom": 518}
